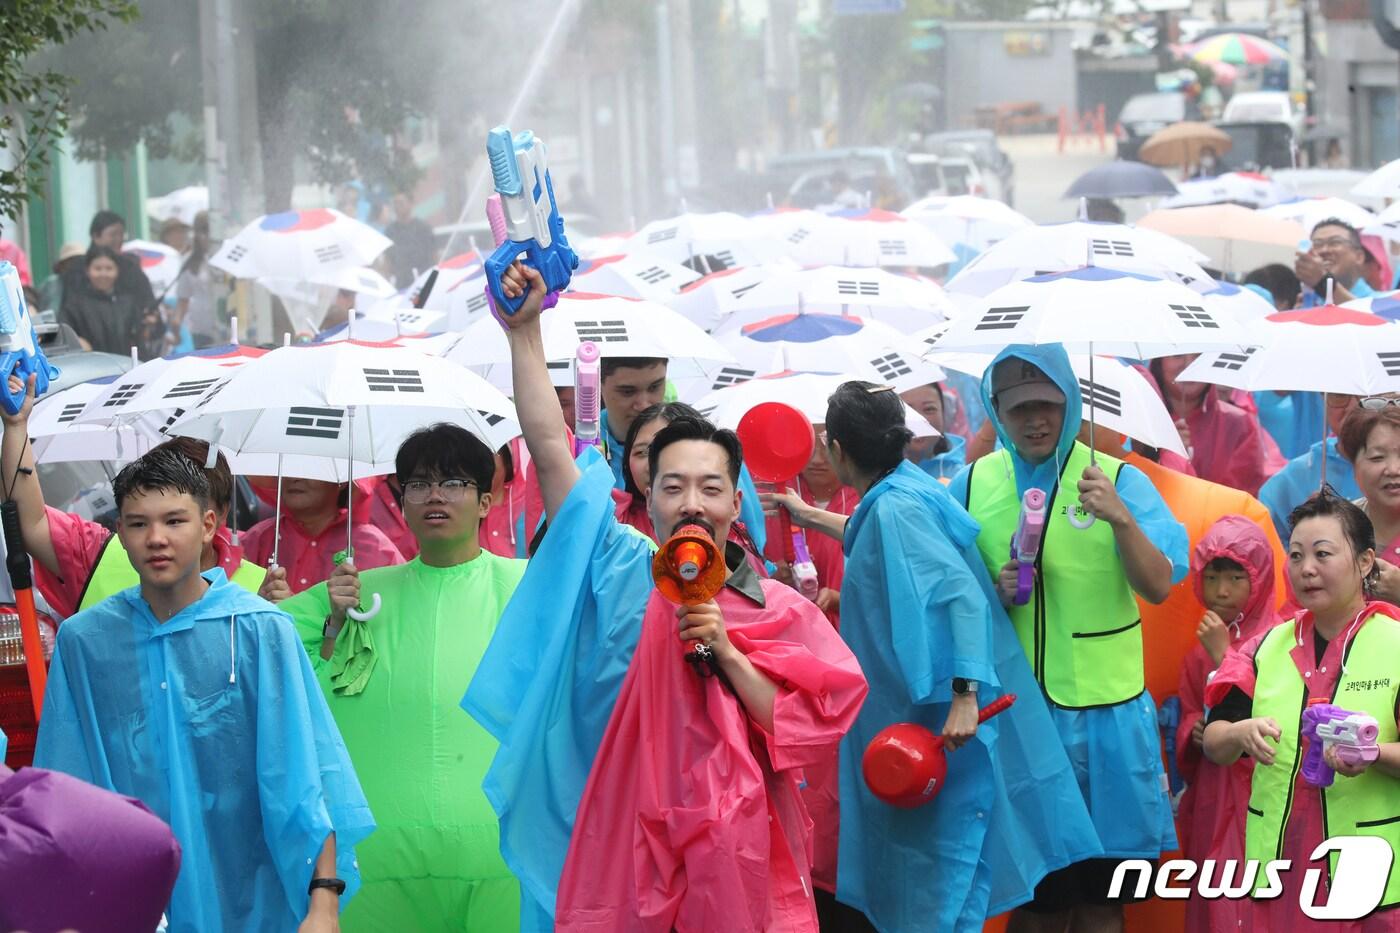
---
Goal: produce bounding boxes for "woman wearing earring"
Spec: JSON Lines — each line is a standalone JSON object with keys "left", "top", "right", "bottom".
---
{"left": 1339, "top": 399, "right": 1400, "bottom": 605}
{"left": 1205, "top": 490, "right": 1400, "bottom": 929}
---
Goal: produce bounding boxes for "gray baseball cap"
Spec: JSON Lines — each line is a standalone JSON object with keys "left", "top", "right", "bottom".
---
{"left": 991, "top": 357, "right": 1066, "bottom": 412}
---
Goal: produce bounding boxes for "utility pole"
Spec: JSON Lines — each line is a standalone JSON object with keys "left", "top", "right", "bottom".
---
{"left": 656, "top": 0, "right": 678, "bottom": 207}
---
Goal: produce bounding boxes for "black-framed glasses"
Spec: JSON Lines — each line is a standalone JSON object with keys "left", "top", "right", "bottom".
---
{"left": 402, "top": 478, "right": 478, "bottom": 504}
{"left": 1360, "top": 396, "right": 1400, "bottom": 411}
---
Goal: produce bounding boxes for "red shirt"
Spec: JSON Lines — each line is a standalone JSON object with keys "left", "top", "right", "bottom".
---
{"left": 36, "top": 506, "right": 248, "bottom": 620}
{"left": 241, "top": 509, "right": 403, "bottom": 595}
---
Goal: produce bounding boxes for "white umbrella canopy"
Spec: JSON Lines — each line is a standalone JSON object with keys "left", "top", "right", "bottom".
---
{"left": 1157, "top": 172, "right": 1289, "bottom": 209}
{"left": 933, "top": 350, "right": 1188, "bottom": 457}
{"left": 146, "top": 185, "right": 209, "bottom": 227}
{"left": 29, "top": 381, "right": 162, "bottom": 464}
{"left": 713, "top": 265, "right": 956, "bottom": 335}
{"left": 344, "top": 299, "right": 449, "bottom": 336}
{"left": 70, "top": 344, "right": 269, "bottom": 428}
{"left": 210, "top": 208, "right": 391, "bottom": 281}
{"left": 309, "top": 265, "right": 397, "bottom": 299}
{"left": 1200, "top": 280, "right": 1279, "bottom": 321}
{"left": 620, "top": 211, "right": 785, "bottom": 269}
{"left": 445, "top": 292, "right": 735, "bottom": 368}
{"left": 1178, "top": 305, "right": 1400, "bottom": 396}
{"left": 945, "top": 220, "right": 1214, "bottom": 297}
{"left": 692, "top": 371, "right": 940, "bottom": 439}
{"left": 1261, "top": 198, "right": 1376, "bottom": 237}
{"left": 1352, "top": 159, "right": 1400, "bottom": 200}
{"left": 406, "top": 250, "right": 495, "bottom": 329}
{"left": 122, "top": 240, "right": 183, "bottom": 295}
{"left": 665, "top": 262, "right": 800, "bottom": 331}
{"left": 683, "top": 312, "right": 942, "bottom": 398}
{"left": 569, "top": 253, "right": 702, "bottom": 302}
{"left": 788, "top": 208, "right": 957, "bottom": 268}
{"left": 900, "top": 195, "right": 1033, "bottom": 252}
{"left": 930, "top": 266, "right": 1250, "bottom": 359}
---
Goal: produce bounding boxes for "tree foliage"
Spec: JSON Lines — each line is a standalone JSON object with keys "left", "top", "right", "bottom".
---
{"left": 0, "top": 0, "right": 138, "bottom": 220}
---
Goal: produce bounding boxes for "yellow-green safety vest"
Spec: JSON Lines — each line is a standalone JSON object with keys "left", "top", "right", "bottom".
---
{"left": 1245, "top": 614, "right": 1400, "bottom": 906}
{"left": 966, "top": 441, "right": 1144, "bottom": 709}
{"left": 77, "top": 533, "right": 267, "bottom": 611}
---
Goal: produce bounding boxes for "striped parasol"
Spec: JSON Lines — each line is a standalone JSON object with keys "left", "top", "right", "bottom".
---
{"left": 1189, "top": 32, "right": 1287, "bottom": 66}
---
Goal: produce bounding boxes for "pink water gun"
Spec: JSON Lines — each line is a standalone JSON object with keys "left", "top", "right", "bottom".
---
{"left": 791, "top": 529, "right": 820, "bottom": 602}
{"left": 1010, "top": 488, "right": 1047, "bottom": 605}
{"left": 572, "top": 341, "right": 601, "bottom": 456}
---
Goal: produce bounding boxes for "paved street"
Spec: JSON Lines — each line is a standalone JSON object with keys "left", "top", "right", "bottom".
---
{"left": 1001, "top": 133, "right": 1117, "bottom": 223}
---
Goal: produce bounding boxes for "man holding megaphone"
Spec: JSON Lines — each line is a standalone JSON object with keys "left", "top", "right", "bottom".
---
{"left": 463, "top": 261, "right": 868, "bottom": 933}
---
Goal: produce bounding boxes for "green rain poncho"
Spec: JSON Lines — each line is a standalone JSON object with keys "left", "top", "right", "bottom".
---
{"left": 283, "top": 553, "right": 527, "bottom": 932}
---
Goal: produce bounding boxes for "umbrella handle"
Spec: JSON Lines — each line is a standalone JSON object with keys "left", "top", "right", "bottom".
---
{"left": 347, "top": 592, "right": 382, "bottom": 622}
{"left": 1068, "top": 510, "right": 1096, "bottom": 530}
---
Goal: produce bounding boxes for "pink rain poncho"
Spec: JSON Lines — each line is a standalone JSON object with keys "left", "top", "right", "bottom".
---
{"left": 1175, "top": 515, "right": 1279, "bottom": 933}
{"left": 553, "top": 579, "right": 868, "bottom": 932}
{"left": 1180, "top": 388, "right": 1286, "bottom": 495}
{"left": 481, "top": 438, "right": 547, "bottom": 559}
{"left": 355, "top": 476, "right": 417, "bottom": 559}
{"left": 1206, "top": 603, "right": 1400, "bottom": 932}
{"left": 242, "top": 507, "right": 404, "bottom": 594}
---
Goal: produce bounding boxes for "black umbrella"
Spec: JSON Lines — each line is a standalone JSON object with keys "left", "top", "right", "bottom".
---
{"left": 1064, "top": 160, "right": 1179, "bottom": 199}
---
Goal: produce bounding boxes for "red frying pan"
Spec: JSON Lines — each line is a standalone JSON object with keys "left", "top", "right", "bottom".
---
{"left": 736, "top": 402, "right": 814, "bottom": 564}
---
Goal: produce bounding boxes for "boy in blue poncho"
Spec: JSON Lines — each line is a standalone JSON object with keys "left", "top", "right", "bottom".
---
{"left": 34, "top": 447, "right": 374, "bottom": 933}
{"left": 948, "top": 344, "right": 1187, "bottom": 933}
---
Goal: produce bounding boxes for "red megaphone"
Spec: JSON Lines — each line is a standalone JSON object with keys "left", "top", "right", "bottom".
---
{"left": 862, "top": 694, "right": 1016, "bottom": 808}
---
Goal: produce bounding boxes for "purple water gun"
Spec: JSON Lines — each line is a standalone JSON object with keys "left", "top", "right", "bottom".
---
{"left": 572, "top": 341, "right": 601, "bottom": 456}
{"left": 1010, "top": 488, "right": 1047, "bottom": 605}
{"left": 1301, "top": 701, "right": 1381, "bottom": 787}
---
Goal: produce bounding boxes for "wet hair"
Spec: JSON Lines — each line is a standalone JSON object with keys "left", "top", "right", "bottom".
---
{"left": 1243, "top": 263, "right": 1301, "bottom": 309}
{"left": 497, "top": 443, "right": 515, "bottom": 485}
{"left": 647, "top": 415, "right": 742, "bottom": 489}
{"left": 1337, "top": 404, "right": 1400, "bottom": 463}
{"left": 622, "top": 401, "right": 702, "bottom": 496}
{"left": 1288, "top": 486, "right": 1378, "bottom": 590}
{"left": 89, "top": 210, "right": 126, "bottom": 240}
{"left": 114, "top": 447, "right": 211, "bottom": 513}
{"left": 85, "top": 245, "right": 121, "bottom": 269}
{"left": 1204, "top": 556, "right": 1246, "bottom": 574}
{"left": 150, "top": 437, "right": 232, "bottom": 512}
{"left": 1311, "top": 217, "right": 1364, "bottom": 251}
{"left": 826, "top": 380, "right": 914, "bottom": 474}
{"left": 395, "top": 423, "right": 495, "bottom": 493}
{"left": 600, "top": 356, "right": 667, "bottom": 382}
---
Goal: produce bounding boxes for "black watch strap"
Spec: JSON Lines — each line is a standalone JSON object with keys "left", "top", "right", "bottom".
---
{"left": 309, "top": 877, "right": 346, "bottom": 896}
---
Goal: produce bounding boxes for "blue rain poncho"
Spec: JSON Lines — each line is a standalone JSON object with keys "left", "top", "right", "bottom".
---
{"left": 948, "top": 343, "right": 1185, "bottom": 859}
{"left": 599, "top": 407, "right": 768, "bottom": 555}
{"left": 1257, "top": 437, "right": 1359, "bottom": 543}
{"left": 836, "top": 461, "right": 1101, "bottom": 932}
{"left": 914, "top": 432, "right": 968, "bottom": 481}
{"left": 1252, "top": 390, "right": 1325, "bottom": 462}
{"left": 34, "top": 568, "right": 375, "bottom": 933}
{"left": 463, "top": 451, "right": 655, "bottom": 930}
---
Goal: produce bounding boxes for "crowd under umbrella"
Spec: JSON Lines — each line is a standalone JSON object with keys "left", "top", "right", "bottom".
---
{"left": 1158, "top": 171, "right": 1289, "bottom": 210}
{"left": 568, "top": 252, "right": 702, "bottom": 302}
{"left": 1063, "top": 161, "right": 1179, "bottom": 200}
{"left": 1178, "top": 305, "right": 1400, "bottom": 485}
{"left": 787, "top": 208, "right": 956, "bottom": 269}
{"left": 711, "top": 265, "right": 956, "bottom": 335}
{"left": 944, "top": 220, "right": 1214, "bottom": 297}
{"left": 927, "top": 266, "right": 1250, "bottom": 503}
{"left": 168, "top": 341, "right": 520, "bottom": 616}
{"left": 666, "top": 262, "right": 800, "bottom": 331}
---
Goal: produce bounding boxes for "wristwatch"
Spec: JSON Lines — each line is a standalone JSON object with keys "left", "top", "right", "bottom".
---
{"left": 322, "top": 614, "right": 343, "bottom": 639}
{"left": 952, "top": 677, "right": 979, "bottom": 696}
{"left": 308, "top": 877, "right": 346, "bottom": 896}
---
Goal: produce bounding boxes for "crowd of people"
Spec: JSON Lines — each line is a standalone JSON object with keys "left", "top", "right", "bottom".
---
{"left": 2, "top": 191, "right": 1400, "bottom": 933}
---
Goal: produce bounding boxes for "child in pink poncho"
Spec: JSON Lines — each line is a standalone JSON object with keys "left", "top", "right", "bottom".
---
{"left": 1176, "top": 515, "right": 1280, "bottom": 932}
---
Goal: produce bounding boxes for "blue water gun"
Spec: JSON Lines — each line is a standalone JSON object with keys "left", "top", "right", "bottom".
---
{"left": 0, "top": 261, "right": 58, "bottom": 415}
{"left": 1157, "top": 695, "right": 1184, "bottom": 805}
{"left": 482, "top": 126, "right": 579, "bottom": 315}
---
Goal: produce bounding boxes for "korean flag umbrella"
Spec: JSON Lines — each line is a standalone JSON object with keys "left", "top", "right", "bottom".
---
{"left": 210, "top": 208, "right": 392, "bottom": 281}
{"left": 570, "top": 253, "right": 702, "bottom": 302}
{"left": 712, "top": 265, "right": 957, "bottom": 335}
{"left": 928, "top": 266, "right": 1248, "bottom": 518}
{"left": 945, "top": 220, "right": 1214, "bottom": 298}
{"left": 693, "top": 370, "right": 940, "bottom": 439}
{"left": 168, "top": 341, "right": 518, "bottom": 617}
{"left": 1178, "top": 305, "right": 1400, "bottom": 484}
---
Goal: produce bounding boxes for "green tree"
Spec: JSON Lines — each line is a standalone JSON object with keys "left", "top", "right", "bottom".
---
{"left": 0, "top": 0, "right": 138, "bottom": 220}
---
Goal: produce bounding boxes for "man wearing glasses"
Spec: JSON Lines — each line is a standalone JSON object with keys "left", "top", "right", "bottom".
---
{"left": 278, "top": 424, "right": 528, "bottom": 932}
{"left": 1258, "top": 393, "right": 1366, "bottom": 541}
{"left": 1295, "top": 218, "right": 1377, "bottom": 306}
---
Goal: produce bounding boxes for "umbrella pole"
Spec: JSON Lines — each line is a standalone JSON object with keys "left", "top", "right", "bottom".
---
{"left": 230, "top": 315, "right": 238, "bottom": 346}
{"left": 1088, "top": 348, "right": 1098, "bottom": 468}
{"left": 346, "top": 405, "right": 355, "bottom": 562}
{"left": 1321, "top": 396, "right": 1329, "bottom": 488}
{"left": 273, "top": 453, "right": 283, "bottom": 568}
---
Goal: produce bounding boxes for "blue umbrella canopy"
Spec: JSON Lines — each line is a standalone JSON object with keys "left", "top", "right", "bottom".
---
{"left": 1065, "top": 160, "right": 1179, "bottom": 199}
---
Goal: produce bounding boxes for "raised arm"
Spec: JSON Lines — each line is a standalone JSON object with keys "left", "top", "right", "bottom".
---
{"left": 499, "top": 262, "right": 580, "bottom": 523}
{"left": 0, "top": 373, "right": 59, "bottom": 577}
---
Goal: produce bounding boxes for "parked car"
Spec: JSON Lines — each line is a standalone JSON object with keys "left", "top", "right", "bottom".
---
{"left": 768, "top": 148, "right": 919, "bottom": 210}
{"left": 922, "top": 129, "right": 1015, "bottom": 204}
{"left": 1215, "top": 120, "right": 1295, "bottom": 172}
{"left": 938, "top": 155, "right": 989, "bottom": 198}
{"left": 1223, "top": 91, "right": 1301, "bottom": 136}
{"left": 906, "top": 153, "right": 948, "bottom": 199}
{"left": 1116, "top": 91, "right": 1202, "bottom": 162}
